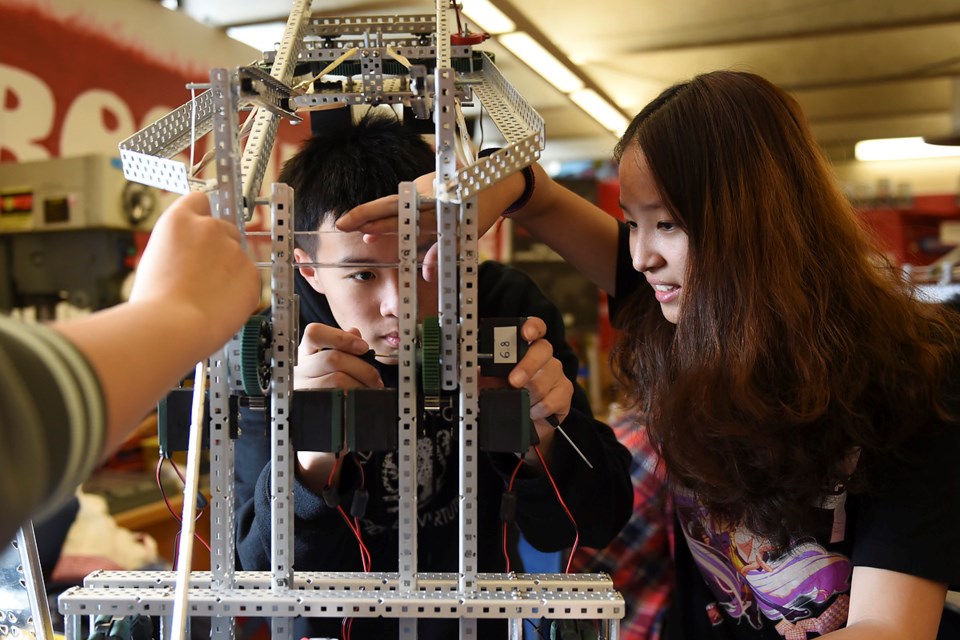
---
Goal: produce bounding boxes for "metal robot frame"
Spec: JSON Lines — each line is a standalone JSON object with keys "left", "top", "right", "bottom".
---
{"left": 56, "top": 1, "right": 625, "bottom": 638}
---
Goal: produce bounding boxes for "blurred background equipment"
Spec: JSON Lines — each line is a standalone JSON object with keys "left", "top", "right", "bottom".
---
{"left": 0, "top": 154, "right": 156, "bottom": 318}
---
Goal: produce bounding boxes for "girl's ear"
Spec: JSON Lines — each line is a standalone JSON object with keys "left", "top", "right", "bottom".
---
{"left": 294, "top": 247, "right": 325, "bottom": 294}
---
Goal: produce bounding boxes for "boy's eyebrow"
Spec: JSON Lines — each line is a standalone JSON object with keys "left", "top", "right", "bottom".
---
{"left": 335, "top": 255, "right": 397, "bottom": 266}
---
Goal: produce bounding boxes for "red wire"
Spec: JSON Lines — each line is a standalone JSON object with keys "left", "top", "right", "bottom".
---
{"left": 327, "top": 454, "right": 371, "bottom": 572}
{"left": 340, "top": 456, "right": 370, "bottom": 638}
{"left": 353, "top": 454, "right": 366, "bottom": 486}
{"left": 336, "top": 505, "right": 372, "bottom": 571}
{"left": 155, "top": 457, "right": 211, "bottom": 568}
{"left": 533, "top": 446, "right": 580, "bottom": 573}
{"left": 502, "top": 456, "right": 526, "bottom": 572}
{"left": 328, "top": 453, "right": 342, "bottom": 488}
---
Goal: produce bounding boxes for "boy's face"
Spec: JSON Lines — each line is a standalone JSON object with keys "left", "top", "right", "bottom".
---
{"left": 295, "top": 218, "right": 439, "bottom": 364}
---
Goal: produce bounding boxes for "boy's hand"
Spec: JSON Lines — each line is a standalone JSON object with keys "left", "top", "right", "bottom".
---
{"left": 294, "top": 323, "right": 384, "bottom": 391}
{"left": 504, "top": 318, "right": 573, "bottom": 453}
{"left": 294, "top": 323, "right": 383, "bottom": 494}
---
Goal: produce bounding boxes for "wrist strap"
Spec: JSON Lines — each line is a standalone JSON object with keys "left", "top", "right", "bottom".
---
{"left": 478, "top": 147, "right": 536, "bottom": 216}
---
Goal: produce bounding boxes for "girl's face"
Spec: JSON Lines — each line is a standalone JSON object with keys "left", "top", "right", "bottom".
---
{"left": 618, "top": 146, "right": 689, "bottom": 324}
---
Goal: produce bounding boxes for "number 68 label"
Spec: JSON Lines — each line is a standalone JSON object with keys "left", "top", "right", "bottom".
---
{"left": 493, "top": 326, "right": 518, "bottom": 364}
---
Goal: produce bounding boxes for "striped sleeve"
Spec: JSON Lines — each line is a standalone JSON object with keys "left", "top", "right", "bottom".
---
{"left": 0, "top": 316, "right": 106, "bottom": 542}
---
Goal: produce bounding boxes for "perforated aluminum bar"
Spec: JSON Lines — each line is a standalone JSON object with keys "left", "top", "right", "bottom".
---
{"left": 239, "top": 0, "right": 310, "bottom": 221}
{"left": 203, "top": 71, "right": 245, "bottom": 640}
{"left": 268, "top": 183, "right": 297, "bottom": 640}
{"left": 435, "top": 68, "right": 459, "bottom": 393}
{"left": 117, "top": 90, "right": 214, "bottom": 193}
{"left": 397, "top": 182, "right": 420, "bottom": 640}
{"left": 438, "top": 55, "right": 544, "bottom": 205}
{"left": 297, "top": 43, "right": 472, "bottom": 63}
{"left": 81, "top": 570, "right": 619, "bottom": 594}
{"left": 209, "top": 68, "right": 244, "bottom": 234}
{"left": 59, "top": 580, "right": 625, "bottom": 620}
{"left": 306, "top": 14, "right": 436, "bottom": 37}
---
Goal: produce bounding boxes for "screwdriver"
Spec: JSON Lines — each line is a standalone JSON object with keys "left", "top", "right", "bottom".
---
{"left": 545, "top": 415, "right": 593, "bottom": 469}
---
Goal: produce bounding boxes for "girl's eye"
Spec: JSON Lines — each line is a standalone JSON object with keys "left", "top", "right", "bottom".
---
{"left": 658, "top": 221, "right": 676, "bottom": 231}
{"left": 625, "top": 220, "right": 639, "bottom": 231}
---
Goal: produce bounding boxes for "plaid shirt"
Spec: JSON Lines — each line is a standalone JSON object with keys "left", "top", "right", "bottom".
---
{"left": 570, "top": 413, "right": 673, "bottom": 640}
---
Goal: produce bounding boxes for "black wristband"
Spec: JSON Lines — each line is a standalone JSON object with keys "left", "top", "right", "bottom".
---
{"left": 477, "top": 147, "right": 536, "bottom": 216}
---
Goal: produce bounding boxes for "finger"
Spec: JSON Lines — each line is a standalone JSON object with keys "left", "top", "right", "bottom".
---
{"left": 422, "top": 242, "right": 439, "bottom": 282}
{"left": 521, "top": 356, "right": 563, "bottom": 406}
{"left": 520, "top": 317, "right": 547, "bottom": 342}
{"left": 179, "top": 191, "right": 213, "bottom": 217}
{"left": 294, "top": 347, "right": 383, "bottom": 389}
{"left": 527, "top": 367, "right": 573, "bottom": 423}
{"left": 299, "top": 323, "right": 368, "bottom": 357}
{"left": 337, "top": 195, "right": 400, "bottom": 232}
{"left": 507, "top": 338, "right": 553, "bottom": 388}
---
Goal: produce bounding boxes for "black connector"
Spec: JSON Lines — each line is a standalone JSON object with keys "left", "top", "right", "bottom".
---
{"left": 478, "top": 388, "right": 538, "bottom": 453}
{"left": 322, "top": 486, "right": 340, "bottom": 509}
{"left": 350, "top": 488, "right": 369, "bottom": 519}
{"left": 291, "top": 388, "right": 344, "bottom": 452}
{"left": 157, "top": 390, "right": 239, "bottom": 458}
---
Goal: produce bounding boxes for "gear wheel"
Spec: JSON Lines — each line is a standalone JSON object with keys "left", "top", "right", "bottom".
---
{"left": 419, "top": 316, "right": 441, "bottom": 400}
{"left": 238, "top": 315, "right": 272, "bottom": 396}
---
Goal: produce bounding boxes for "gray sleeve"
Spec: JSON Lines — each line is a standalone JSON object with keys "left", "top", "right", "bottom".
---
{"left": 0, "top": 316, "right": 106, "bottom": 543}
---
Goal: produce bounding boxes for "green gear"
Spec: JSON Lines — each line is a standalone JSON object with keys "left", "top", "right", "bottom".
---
{"left": 239, "top": 315, "right": 272, "bottom": 396}
{"left": 419, "top": 316, "right": 442, "bottom": 399}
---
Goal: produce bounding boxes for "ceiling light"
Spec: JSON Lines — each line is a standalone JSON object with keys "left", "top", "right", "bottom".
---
{"left": 226, "top": 23, "right": 285, "bottom": 53}
{"left": 855, "top": 137, "right": 960, "bottom": 162}
{"left": 460, "top": 0, "right": 515, "bottom": 35}
{"left": 569, "top": 89, "right": 629, "bottom": 135}
{"left": 498, "top": 32, "right": 584, "bottom": 94}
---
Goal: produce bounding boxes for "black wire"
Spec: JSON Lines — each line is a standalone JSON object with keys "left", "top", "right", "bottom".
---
{"left": 525, "top": 618, "right": 550, "bottom": 640}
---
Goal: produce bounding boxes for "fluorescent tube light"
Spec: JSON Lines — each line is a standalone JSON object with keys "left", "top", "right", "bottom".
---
{"left": 498, "top": 31, "right": 584, "bottom": 94}
{"left": 461, "top": 0, "right": 515, "bottom": 35}
{"left": 855, "top": 136, "right": 960, "bottom": 161}
{"left": 226, "top": 23, "right": 285, "bottom": 53}
{"left": 569, "top": 89, "right": 629, "bottom": 135}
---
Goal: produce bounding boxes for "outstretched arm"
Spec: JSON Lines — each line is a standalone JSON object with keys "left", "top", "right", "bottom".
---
{"left": 338, "top": 163, "right": 623, "bottom": 295}
{"left": 0, "top": 191, "right": 259, "bottom": 543}
{"left": 52, "top": 191, "right": 261, "bottom": 455}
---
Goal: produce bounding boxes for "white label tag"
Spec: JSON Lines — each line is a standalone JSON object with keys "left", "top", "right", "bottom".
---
{"left": 493, "top": 326, "right": 518, "bottom": 364}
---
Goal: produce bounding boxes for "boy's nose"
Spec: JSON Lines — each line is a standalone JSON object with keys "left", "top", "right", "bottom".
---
{"left": 380, "top": 276, "right": 400, "bottom": 317}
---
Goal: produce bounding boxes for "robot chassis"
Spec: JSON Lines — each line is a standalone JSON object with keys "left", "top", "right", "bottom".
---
{"left": 55, "top": 1, "right": 625, "bottom": 638}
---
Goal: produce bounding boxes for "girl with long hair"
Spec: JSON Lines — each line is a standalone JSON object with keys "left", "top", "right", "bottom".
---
{"left": 341, "top": 70, "right": 960, "bottom": 638}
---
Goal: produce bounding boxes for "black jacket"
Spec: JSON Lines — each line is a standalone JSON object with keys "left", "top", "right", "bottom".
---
{"left": 235, "top": 262, "right": 633, "bottom": 639}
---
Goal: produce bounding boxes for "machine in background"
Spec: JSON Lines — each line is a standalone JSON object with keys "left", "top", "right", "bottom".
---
{"left": 0, "top": 154, "right": 158, "bottom": 319}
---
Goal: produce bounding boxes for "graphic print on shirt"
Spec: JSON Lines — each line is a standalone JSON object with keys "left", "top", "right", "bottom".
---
{"left": 674, "top": 490, "right": 852, "bottom": 635}
{"left": 380, "top": 424, "right": 454, "bottom": 517}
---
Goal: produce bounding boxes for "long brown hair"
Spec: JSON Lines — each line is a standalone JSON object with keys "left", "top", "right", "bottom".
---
{"left": 611, "top": 70, "right": 959, "bottom": 546}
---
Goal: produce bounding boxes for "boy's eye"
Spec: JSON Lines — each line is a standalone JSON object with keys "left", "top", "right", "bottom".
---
{"left": 349, "top": 271, "right": 375, "bottom": 282}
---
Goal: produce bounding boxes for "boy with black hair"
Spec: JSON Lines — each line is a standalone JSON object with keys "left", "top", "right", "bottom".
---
{"left": 235, "top": 109, "right": 633, "bottom": 639}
